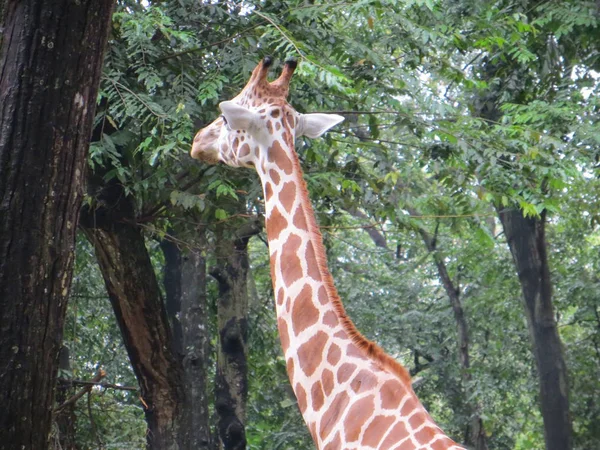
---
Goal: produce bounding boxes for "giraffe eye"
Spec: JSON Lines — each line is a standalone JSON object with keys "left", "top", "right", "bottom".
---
{"left": 220, "top": 115, "right": 228, "bottom": 125}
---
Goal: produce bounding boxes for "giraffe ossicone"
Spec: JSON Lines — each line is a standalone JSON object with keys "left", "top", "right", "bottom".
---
{"left": 191, "top": 57, "right": 464, "bottom": 450}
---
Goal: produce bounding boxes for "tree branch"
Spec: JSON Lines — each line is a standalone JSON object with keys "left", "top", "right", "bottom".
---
{"left": 54, "top": 369, "right": 106, "bottom": 413}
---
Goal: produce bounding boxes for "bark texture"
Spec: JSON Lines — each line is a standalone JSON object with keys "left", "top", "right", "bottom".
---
{"left": 0, "top": 1, "right": 113, "bottom": 448}
{"left": 211, "top": 218, "right": 262, "bottom": 450}
{"left": 162, "top": 234, "right": 213, "bottom": 449}
{"left": 498, "top": 209, "right": 572, "bottom": 450}
{"left": 80, "top": 179, "right": 187, "bottom": 450}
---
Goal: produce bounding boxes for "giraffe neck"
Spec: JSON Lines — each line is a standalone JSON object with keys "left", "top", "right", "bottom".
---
{"left": 255, "top": 138, "right": 462, "bottom": 450}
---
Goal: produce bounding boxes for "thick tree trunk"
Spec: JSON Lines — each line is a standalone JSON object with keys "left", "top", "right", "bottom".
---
{"left": 0, "top": 1, "right": 113, "bottom": 448}
{"left": 211, "top": 218, "right": 262, "bottom": 450}
{"left": 80, "top": 182, "right": 187, "bottom": 450}
{"left": 498, "top": 209, "right": 572, "bottom": 450}
{"left": 161, "top": 234, "right": 213, "bottom": 449}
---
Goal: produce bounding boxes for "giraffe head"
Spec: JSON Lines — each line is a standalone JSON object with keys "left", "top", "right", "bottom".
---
{"left": 191, "top": 57, "right": 344, "bottom": 167}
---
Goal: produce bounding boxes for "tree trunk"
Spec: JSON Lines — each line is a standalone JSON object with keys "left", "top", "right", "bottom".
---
{"left": 498, "top": 208, "right": 572, "bottom": 450}
{"left": 80, "top": 181, "right": 187, "bottom": 450}
{"left": 53, "top": 346, "right": 78, "bottom": 450}
{"left": 161, "top": 233, "right": 213, "bottom": 449}
{"left": 211, "top": 218, "right": 262, "bottom": 450}
{"left": 0, "top": 1, "right": 113, "bottom": 448}
{"left": 161, "top": 236, "right": 185, "bottom": 355}
{"left": 473, "top": 55, "right": 573, "bottom": 448}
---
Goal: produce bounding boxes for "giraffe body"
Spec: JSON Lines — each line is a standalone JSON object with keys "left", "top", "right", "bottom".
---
{"left": 191, "top": 57, "right": 464, "bottom": 450}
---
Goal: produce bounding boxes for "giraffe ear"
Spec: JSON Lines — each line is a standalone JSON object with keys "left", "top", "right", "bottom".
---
{"left": 297, "top": 113, "right": 344, "bottom": 138}
{"left": 219, "top": 101, "right": 259, "bottom": 131}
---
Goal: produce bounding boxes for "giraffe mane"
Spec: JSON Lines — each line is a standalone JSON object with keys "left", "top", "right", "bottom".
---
{"left": 287, "top": 145, "right": 412, "bottom": 388}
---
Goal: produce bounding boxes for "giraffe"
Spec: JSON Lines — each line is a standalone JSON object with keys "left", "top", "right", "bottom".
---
{"left": 191, "top": 57, "right": 465, "bottom": 450}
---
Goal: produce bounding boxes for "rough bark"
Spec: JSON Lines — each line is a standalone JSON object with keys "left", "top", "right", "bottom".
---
{"left": 211, "top": 218, "right": 262, "bottom": 450}
{"left": 80, "top": 179, "right": 187, "bottom": 450}
{"left": 161, "top": 234, "right": 213, "bottom": 449}
{"left": 498, "top": 209, "right": 572, "bottom": 450}
{"left": 161, "top": 237, "right": 185, "bottom": 355}
{"left": 0, "top": 1, "right": 113, "bottom": 448}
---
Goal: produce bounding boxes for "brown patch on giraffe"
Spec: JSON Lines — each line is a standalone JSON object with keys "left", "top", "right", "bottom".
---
{"left": 269, "top": 251, "right": 278, "bottom": 281}
{"left": 291, "top": 284, "right": 318, "bottom": 335}
{"left": 281, "top": 233, "right": 303, "bottom": 287}
{"left": 305, "top": 242, "right": 322, "bottom": 280}
{"left": 293, "top": 206, "right": 307, "bottom": 230}
{"left": 297, "top": 331, "right": 328, "bottom": 377}
{"left": 276, "top": 122, "right": 281, "bottom": 131}
{"left": 343, "top": 394, "right": 375, "bottom": 442}
{"left": 295, "top": 383, "right": 307, "bottom": 414}
{"left": 271, "top": 109, "right": 280, "bottom": 118}
{"left": 269, "top": 169, "right": 281, "bottom": 185}
{"left": 319, "top": 391, "right": 350, "bottom": 441}
{"left": 379, "top": 421, "right": 409, "bottom": 450}
{"left": 232, "top": 137, "right": 239, "bottom": 151}
{"left": 283, "top": 111, "right": 295, "bottom": 129}
{"left": 322, "top": 369, "right": 334, "bottom": 396}
{"left": 286, "top": 357, "right": 295, "bottom": 381}
{"left": 282, "top": 130, "right": 293, "bottom": 147}
{"left": 285, "top": 296, "right": 291, "bottom": 313}
{"left": 318, "top": 285, "right": 328, "bottom": 305}
{"left": 400, "top": 395, "right": 419, "bottom": 416}
{"left": 267, "top": 120, "right": 273, "bottom": 135}
{"left": 323, "top": 431, "right": 341, "bottom": 450}
{"left": 334, "top": 330, "right": 347, "bottom": 339}
{"left": 361, "top": 415, "right": 396, "bottom": 447}
{"left": 239, "top": 143, "right": 251, "bottom": 158}
{"left": 267, "top": 140, "right": 293, "bottom": 175}
{"left": 323, "top": 310, "right": 338, "bottom": 328}
{"left": 336, "top": 363, "right": 356, "bottom": 383}
{"left": 431, "top": 437, "right": 457, "bottom": 450}
{"left": 278, "top": 318, "right": 290, "bottom": 353}
{"left": 350, "top": 369, "right": 378, "bottom": 394}
{"left": 279, "top": 181, "right": 297, "bottom": 213}
{"left": 277, "top": 288, "right": 284, "bottom": 306}
{"left": 347, "top": 343, "right": 369, "bottom": 361}
{"left": 265, "top": 182, "right": 273, "bottom": 201}
{"left": 380, "top": 379, "right": 406, "bottom": 410}
{"left": 327, "top": 343, "right": 341, "bottom": 366}
{"left": 266, "top": 207, "right": 287, "bottom": 241}
{"left": 308, "top": 422, "right": 318, "bottom": 443}
{"left": 413, "top": 423, "right": 436, "bottom": 445}
{"left": 311, "top": 380, "right": 325, "bottom": 412}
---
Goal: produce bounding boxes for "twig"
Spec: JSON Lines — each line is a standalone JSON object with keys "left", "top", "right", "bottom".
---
{"left": 59, "top": 379, "right": 138, "bottom": 392}
{"left": 54, "top": 369, "right": 106, "bottom": 413}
